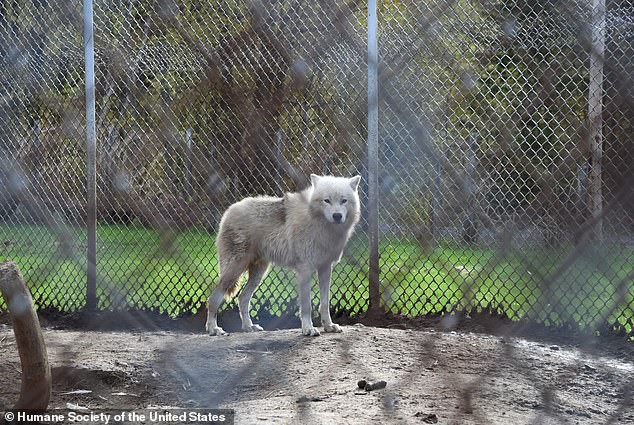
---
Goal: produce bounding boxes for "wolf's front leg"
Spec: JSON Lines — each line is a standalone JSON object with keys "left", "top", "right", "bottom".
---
{"left": 318, "top": 263, "right": 342, "bottom": 333}
{"left": 297, "top": 268, "right": 320, "bottom": 336}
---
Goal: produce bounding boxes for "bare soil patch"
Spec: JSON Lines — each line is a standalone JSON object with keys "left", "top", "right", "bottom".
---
{"left": 1, "top": 322, "right": 632, "bottom": 424}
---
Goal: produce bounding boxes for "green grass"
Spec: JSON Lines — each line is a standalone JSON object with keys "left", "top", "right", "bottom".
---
{"left": 376, "top": 241, "right": 634, "bottom": 335}
{"left": 1, "top": 223, "right": 632, "bottom": 336}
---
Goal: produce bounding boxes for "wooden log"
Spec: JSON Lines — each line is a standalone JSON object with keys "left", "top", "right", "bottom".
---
{"left": 0, "top": 261, "right": 51, "bottom": 410}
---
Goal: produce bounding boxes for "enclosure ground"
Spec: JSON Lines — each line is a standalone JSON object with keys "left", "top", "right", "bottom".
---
{"left": 1, "top": 319, "right": 633, "bottom": 424}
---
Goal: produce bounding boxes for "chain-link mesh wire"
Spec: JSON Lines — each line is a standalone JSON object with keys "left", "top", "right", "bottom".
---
{"left": 376, "top": 0, "right": 633, "bottom": 337}
{"left": 0, "top": 1, "right": 632, "bottom": 330}
{"left": 1, "top": 0, "right": 633, "bottom": 423}
{"left": 0, "top": 1, "right": 88, "bottom": 312}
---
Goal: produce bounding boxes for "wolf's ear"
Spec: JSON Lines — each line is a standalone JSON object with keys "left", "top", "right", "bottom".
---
{"left": 349, "top": 175, "right": 361, "bottom": 191}
{"left": 310, "top": 174, "right": 321, "bottom": 187}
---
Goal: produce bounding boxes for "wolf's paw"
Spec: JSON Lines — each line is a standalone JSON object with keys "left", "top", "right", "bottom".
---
{"left": 207, "top": 325, "right": 228, "bottom": 336}
{"left": 302, "top": 326, "right": 321, "bottom": 337}
{"left": 242, "top": 324, "right": 264, "bottom": 332}
{"left": 323, "top": 323, "right": 343, "bottom": 333}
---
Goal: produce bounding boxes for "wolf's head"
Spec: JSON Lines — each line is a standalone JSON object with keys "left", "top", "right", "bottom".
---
{"left": 309, "top": 174, "right": 361, "bottom": 226}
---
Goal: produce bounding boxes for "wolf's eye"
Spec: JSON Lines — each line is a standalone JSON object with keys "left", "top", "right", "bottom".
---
{"left": 341, "top": 199, "right": 347, "bottom": 204}
{"left": 324, "top": 199, "right": 331, "bottom": 204}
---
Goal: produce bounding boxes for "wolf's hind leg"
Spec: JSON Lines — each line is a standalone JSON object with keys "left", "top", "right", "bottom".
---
{"left": 206, "top": 287, "right": 228, "bottom": 336}
{"left": 206, "top": 258, "right": 247, "bottom": 336}
{"left": 318, "top": 263, "right": 342, "bottom": 333}
{"left": 238, "top": 260, "right": 269, "bottom": 332}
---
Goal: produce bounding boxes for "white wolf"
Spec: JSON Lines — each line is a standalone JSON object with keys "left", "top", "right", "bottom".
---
{"left": 206, "top": 174, "right": 361, "bottom": 336}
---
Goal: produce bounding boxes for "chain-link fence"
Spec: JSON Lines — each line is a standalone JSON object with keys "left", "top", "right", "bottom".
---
{"left": 0, "top": 0, "right": 632, "bottom": 338}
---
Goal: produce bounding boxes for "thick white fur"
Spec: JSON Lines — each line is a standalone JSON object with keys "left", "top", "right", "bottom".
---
{"left": 206, "top": 174, "right": 361, "bottom": 336}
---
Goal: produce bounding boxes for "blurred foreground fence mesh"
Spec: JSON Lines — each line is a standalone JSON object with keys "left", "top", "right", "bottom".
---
{"left": 0, "top": 0, "right": 632, "bottom": 338}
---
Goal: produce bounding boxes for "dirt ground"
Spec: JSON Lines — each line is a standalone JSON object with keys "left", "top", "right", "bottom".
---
{"left": 1, "top": 318, "right": 633, "bottom": 425}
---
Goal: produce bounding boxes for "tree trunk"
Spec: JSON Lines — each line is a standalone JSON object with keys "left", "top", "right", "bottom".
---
{"left": 0, "top": 261, "right": 51, "bottom": 411}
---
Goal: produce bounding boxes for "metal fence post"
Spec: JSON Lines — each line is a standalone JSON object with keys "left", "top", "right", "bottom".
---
{"left": 588, "top": 0, "right": 605, "bottom": 241}
{"left": 367, "top": 0, "right": 381, "bottom": 315}
{"left": 83, "top": 0, "right": 97, "bottom": 310}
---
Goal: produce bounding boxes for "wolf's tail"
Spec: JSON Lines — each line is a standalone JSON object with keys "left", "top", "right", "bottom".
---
{"left": 217, "top": 256, "right": 247, "bottom": 300}
{"left": 225, "top": 276, "right": 244, "bottom": 299}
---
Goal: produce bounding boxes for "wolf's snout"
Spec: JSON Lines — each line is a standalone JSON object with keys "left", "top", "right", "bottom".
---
{"left": 332, "top": 213, "right": 343, "bottom": 223}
